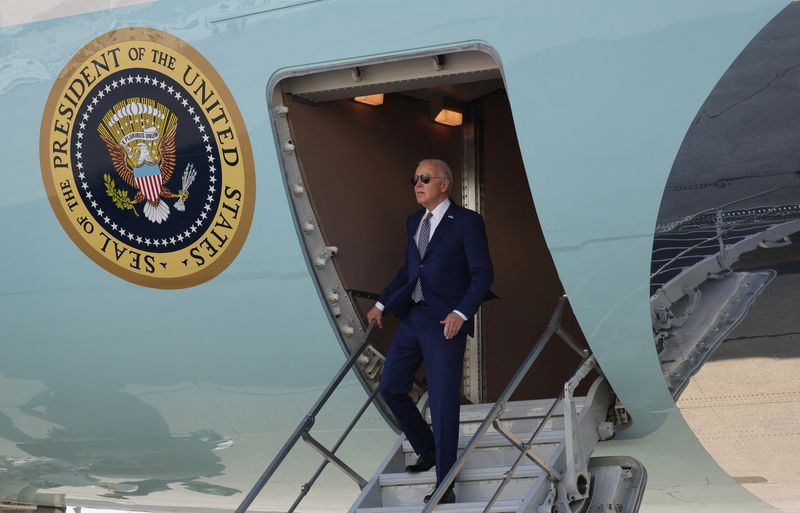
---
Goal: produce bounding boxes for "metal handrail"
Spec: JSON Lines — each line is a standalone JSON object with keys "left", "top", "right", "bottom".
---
{"left": 235, "top": 323, "right": 377, "bottom": 513}
{"left": 422, "top": 294, "right": 591, "bottom": 512}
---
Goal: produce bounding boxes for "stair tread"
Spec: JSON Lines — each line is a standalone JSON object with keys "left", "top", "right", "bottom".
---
{"left": 429, "top": 398, "right": 586, "bottom": 423}
{"left": 380, "top": 465, "right": 544, "bottom": 486}
{"left": 357, "top": 499, "right": 522, "bottom": 513}
{"left": 402, "top": 430, "right": 563, "bottom": 453}
{"left": 425, "top": 397, "right": 586, "bottom": 424}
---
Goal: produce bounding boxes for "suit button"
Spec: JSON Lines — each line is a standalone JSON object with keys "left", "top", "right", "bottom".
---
{"left": 420, "top": 265, "right": 424, "bottom": 268}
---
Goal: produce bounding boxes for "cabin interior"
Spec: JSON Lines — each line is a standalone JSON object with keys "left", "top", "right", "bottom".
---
{"left": 274, "top": 50, "right": 591, "bottom": 404}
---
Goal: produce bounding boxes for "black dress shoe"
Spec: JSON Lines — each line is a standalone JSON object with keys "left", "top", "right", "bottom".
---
{"left": 405, "top": 450, "right": 436, "bottom": 473}
{"left": 424, "top": 485, "right": 455, "bottom": 504}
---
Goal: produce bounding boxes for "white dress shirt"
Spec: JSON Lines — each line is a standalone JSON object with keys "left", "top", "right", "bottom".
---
{"left": 375, "top": 198, "right": 468, "bottom": 321}
{"left": 413, "top": 197, "right": 451, "bottom": 246}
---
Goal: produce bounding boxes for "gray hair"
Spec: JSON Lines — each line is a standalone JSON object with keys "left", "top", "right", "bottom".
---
{"left": 417, "top": 158, "right": 453, "bottom": 185}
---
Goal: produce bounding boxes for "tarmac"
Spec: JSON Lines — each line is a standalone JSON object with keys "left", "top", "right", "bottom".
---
{"left": 677, "top": 269, "right": 800, "bottom": 513}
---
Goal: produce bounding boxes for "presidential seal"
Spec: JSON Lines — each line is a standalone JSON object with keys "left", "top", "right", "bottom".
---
{"left": 40, "top": 28, "right": 254, "bottom": 288}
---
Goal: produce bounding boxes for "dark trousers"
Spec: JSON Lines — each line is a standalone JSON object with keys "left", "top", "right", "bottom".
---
{"left": 379, "top": 305, "right": 467, "bottom": 485}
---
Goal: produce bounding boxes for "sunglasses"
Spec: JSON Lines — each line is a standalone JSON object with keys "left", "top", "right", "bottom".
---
{"left": 412, "top": 174, "right": 446, "bottom": 185}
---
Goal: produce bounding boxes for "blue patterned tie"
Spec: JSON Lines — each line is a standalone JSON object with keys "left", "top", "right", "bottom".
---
{"left": 412, "top": 212, "right": 433, "bottom": 302}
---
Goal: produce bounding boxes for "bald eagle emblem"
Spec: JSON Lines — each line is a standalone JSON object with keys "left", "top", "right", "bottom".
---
{"left": 98, "top": 98, "right": 195, "bottom": 223}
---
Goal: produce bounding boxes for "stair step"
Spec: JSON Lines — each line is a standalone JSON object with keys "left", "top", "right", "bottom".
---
{"left": 402, "top": 430, "right": 563, "bottom": 454}
{"left": 380, "top": 466, "right": 543, "bottom": 506}
{"left": 357, "top": 499, "right": 522, "bottom": 513}
{"left": 459, "top": 416, "right": 565, "bottom": 438}
{"left": 403, "top": 438, "right": 560, "bottom": 471}
{"left": 428, "top": 398, "right": 585, "bottom": 424}
{"left": 422, "top": 400, "right": 581, "bottom": 436}
{"left": 381, "top": 465, "right": 543, "bottom": 487}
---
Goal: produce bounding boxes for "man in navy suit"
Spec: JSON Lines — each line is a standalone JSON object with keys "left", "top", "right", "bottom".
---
{"left": 367, "top": 159, "right": 494, "bottom": 504}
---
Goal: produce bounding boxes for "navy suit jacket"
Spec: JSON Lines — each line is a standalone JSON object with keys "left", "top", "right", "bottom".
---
{"left": 377, "top": 201, "right": 495, "bottom": 336}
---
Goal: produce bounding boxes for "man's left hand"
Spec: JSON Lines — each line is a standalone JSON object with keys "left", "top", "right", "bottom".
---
{"left": 440, "top": 313, "right": 464, "bottom": 340}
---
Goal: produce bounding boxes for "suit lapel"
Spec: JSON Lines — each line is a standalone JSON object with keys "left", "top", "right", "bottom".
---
{"left": 424, "top": 202, "right": 457, "bottom": 257}
{"left": 408, "top": 209, "right": 425, "bottom": 261}
{"left": 409, "top": 210, "right": 424, "bottom": 240}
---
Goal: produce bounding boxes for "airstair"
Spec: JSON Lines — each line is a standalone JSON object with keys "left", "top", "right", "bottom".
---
{"left": 236, "top": 296, "right": 646, "bottom": 513}
{"left": 351, "top": 373, "right": 643, "bottom": 513}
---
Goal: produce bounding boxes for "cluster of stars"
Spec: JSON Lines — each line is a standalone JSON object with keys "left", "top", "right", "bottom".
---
{"left": 74, "top": 73, "right": 218, "bottom": 249}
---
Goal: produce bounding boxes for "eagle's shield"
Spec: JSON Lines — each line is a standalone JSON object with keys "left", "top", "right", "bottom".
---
{"left": 134, "top": 164, "right": 163, "bottom": 203}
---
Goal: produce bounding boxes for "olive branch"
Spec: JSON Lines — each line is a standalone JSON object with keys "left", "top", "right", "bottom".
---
{"left": 104, "top": 173, "right": 139, "bottom": 217}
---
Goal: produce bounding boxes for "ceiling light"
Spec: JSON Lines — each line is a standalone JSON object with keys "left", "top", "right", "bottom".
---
{"left": 434, "top": 108, "right": 463, "bottom": 126}
{"left": 354, "top": 94, "right": 384, "bottom": 106}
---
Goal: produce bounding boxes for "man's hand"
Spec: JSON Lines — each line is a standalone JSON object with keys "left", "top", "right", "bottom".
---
{"left": 440, "top": 312, "right": 464, "bottom": 340}
{"left": 367, "top": 306, "right": 383, "bottom": 329}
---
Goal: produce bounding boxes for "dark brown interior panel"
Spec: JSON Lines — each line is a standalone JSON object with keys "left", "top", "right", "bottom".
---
{"left": 481, "top": 91, "right": 588, "bottom": 401}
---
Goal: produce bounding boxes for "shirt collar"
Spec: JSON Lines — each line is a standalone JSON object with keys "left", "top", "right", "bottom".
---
{"left": 427, "top": 197, "right": 451, "bottom": 222}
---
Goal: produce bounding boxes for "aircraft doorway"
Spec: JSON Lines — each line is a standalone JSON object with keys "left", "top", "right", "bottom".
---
{"left": 270, "top": 48, "right": 590, "bottom": 405}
